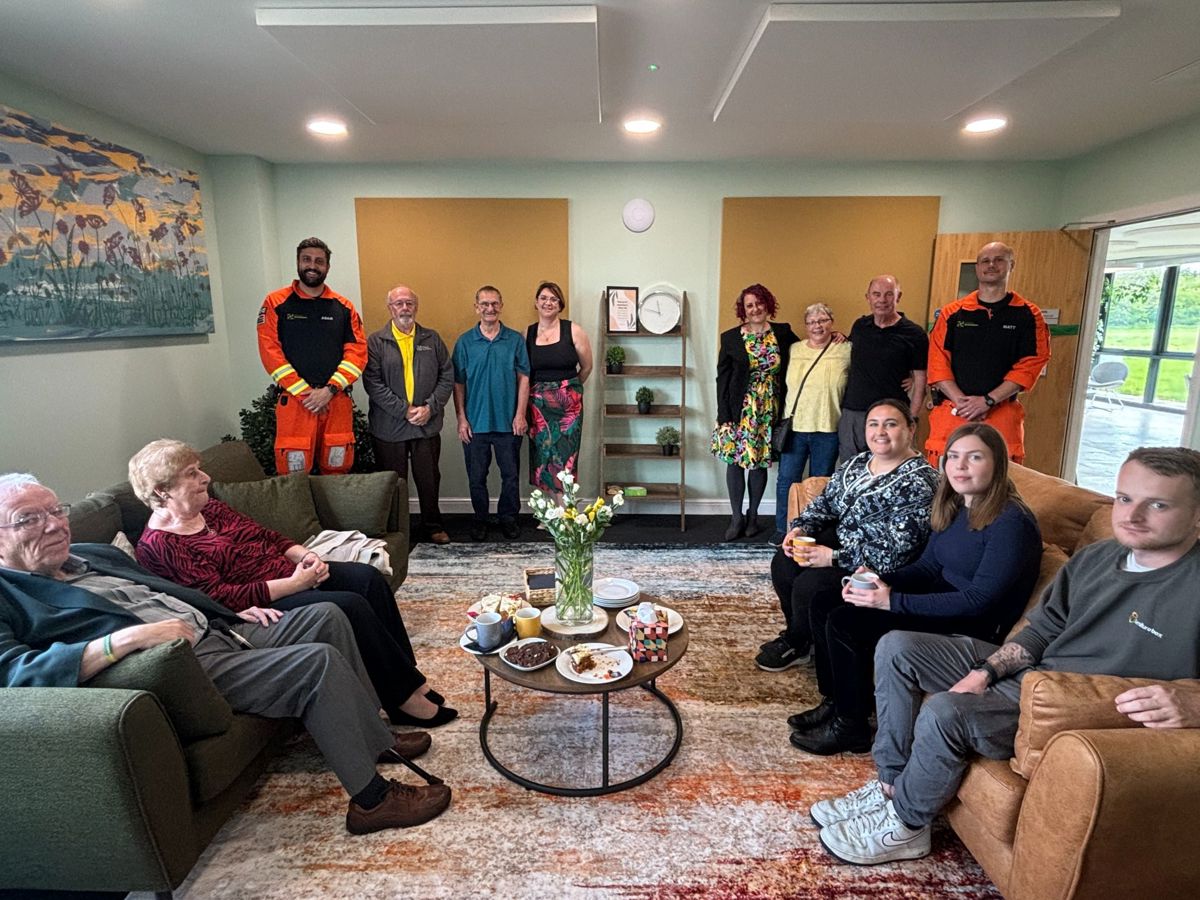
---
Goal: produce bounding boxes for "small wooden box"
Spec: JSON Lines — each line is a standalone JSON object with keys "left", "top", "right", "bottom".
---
{"left": 523, "top": 566, "right": 556, "bottom": 608}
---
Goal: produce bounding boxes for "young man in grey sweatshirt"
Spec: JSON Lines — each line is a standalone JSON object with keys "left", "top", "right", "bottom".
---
{"left": 810, "top": 446, "right": 1200, "bottom": 866}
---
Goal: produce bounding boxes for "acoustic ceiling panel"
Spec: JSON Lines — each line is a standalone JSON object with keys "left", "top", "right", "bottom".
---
{"left": 258, "top": 5, "right": 600, "bottom": 126}
{"left": 714, "top": 2, "right": 1120, "bottom": 124}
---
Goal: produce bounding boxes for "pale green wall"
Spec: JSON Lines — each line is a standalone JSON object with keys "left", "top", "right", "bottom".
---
{"left": 0, "top": 73, "right": 235, "bottom": 502}
{"left": 1059, "top": 110, "right": 1200, "bottom": 225}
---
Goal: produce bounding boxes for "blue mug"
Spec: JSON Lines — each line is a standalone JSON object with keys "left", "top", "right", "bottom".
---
{"left": 465, "top": 611, "right": 507, "bottom": 651}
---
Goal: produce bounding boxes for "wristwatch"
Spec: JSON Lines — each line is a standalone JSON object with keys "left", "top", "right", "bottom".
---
{"left": 831, "top": 549, "right": 840, "bottom": 565}
{"left": 984, "top": 394, "right": 996, "bottom": 408}
{"left": 324, "top": 383, "right": 341, "bottom": 395}
{"left": 970, "top": 658, "right": 999, "bottom": 686}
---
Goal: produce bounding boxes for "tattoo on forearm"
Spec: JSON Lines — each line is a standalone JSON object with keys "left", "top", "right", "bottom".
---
{"left": 987, "top": 642, "right": 1036, "bottom": 679}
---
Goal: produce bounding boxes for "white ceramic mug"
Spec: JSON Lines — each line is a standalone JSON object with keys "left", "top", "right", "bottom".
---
{"left": 841, "top": 572, "right": 880, "bottom": 591}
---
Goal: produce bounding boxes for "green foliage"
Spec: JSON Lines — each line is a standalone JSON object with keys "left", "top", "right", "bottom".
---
{"left": 635, "top": 386, "right": 654, "bottom": 404}
{"left": 605, "top": 345, "right": 625, "bottom": 365}
{"left": 226, "top": 385, "right": 376, "bottom": 475}
{"left": 655, "top": 425, "right": 680, "bottom": 446}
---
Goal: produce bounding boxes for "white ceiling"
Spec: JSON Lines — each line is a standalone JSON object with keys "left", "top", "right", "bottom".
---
{"left": 1107, "top": 210, "right": 1200, "bottom": 268}
{"left": 1, "top": 0, "right": 1199, "bottom": 164}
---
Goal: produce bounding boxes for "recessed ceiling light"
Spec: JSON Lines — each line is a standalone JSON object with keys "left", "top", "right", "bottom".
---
{"left": 647, "top": 63, "right": 659, "bottom": 72}
{"left": 963, "top": 116, "right": 1007, "bottom": 135}
{"left": 307, "top": 117, "right": 348, "bottom": 137}
{"left": 623, "top": 118, "right": 661, "bottom": 134}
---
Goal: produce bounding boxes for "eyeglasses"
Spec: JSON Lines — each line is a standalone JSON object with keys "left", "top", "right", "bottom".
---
{"left": 805, "top": 317, "right": 832, "bottom": 325}
{"left": 0, "top": 504, "right": 71, "bottom": 531}
{"left": 476, "top": 301, "right": 502, "bottom": 309}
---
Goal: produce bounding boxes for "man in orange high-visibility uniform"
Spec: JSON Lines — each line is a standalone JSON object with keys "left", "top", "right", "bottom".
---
{"left": 925, "top": 241, "right": 1050, "bottom": 467}
{"left": 257, "top": 237, "right": 366, "bottom": 475}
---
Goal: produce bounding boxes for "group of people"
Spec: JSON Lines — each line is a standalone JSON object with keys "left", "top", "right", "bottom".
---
{"left": 260, "top": 237, "right": 593, "bottom": 546}
{"left": 713, "top": 241, "right": 1049, "bottom": 545}
{"left": 4, "top": 233, "right": 1200, "bottom": 864}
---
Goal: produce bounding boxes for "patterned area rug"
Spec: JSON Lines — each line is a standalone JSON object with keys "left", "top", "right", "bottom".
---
{"left": 149, "top": 544, "right": 1000, "bottom": 899}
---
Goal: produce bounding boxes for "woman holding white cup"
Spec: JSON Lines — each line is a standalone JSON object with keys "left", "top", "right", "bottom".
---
{"left": 789, "top": 423, "right": 1042, "bottom": 755}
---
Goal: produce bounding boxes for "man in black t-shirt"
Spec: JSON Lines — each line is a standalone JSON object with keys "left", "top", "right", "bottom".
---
{"left": 837, "top": 276, "right": 928, "bottom": 463}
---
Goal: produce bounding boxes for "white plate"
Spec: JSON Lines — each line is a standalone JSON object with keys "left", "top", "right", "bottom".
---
{"left": 458, "top": 631, "right": 518, "bottom": 657}
{"left": 555, "top": 642, "right": 634, "bottom": 685}
{"left": 467, "top": 595, "right": 530, "bottom": 620}
{"left": 614, "top": 604, "right": 683, "bottom": 635}
{"left": 593, "top": 577, "right": 640, "bottom": 602}
{"left": 499, "top": 637, "right": 560, "bottom": 672}
{"left": 593, "top": 593, "right": 640, "bottom": 610}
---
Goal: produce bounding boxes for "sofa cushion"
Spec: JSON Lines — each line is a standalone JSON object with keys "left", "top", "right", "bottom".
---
{"left": 787, "top": 477, "right": 831, "bottom": 523}
{"left": 110, "top": 530, "right": 137, "bottom": 559}
{"left": 184, "top": 713, "right": 283, "bottom": 803}
{"left": 1075, "top": 503, "right": 1115, "bottom": 553}
{"left": 87, "top": 638, "right": 233, "bottom": 742}
{"left": 1009, "top": 463, "right": 1112, "bottom": 554}
{"left": 68, "top": 493, "right": 122, "bottom": 543}
{"left": 1004, "top": 542, "right": 1070, "bottom": 640}
{"left": 210, "top": 473, "right": 322, "bottom": 544}
{"left": 199, "top": 440, "right": 268, "bottom": 483}
{"left": 1012, "top": 670, "right": 1200, "bottom": 778}
{"left": 310, "top": 471, "right": 398, "bottom": 537}
{"left": 954, "top": 756, "right": 1027, "bottom": 845}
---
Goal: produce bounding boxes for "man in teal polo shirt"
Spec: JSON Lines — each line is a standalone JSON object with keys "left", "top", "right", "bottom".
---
{"left": 452, "top": 285, "right": 530, "bottom": 541}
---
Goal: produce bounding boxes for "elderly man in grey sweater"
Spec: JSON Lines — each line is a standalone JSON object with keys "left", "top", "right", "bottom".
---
{"left": 809, "top": 446, "right": 1200, "bottom": 866}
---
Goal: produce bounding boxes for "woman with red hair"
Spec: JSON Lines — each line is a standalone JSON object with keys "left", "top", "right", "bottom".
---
{"left": 712, "top": 284, "right": 799, "bottom": 540}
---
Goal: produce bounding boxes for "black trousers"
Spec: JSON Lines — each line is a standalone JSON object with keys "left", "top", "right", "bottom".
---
{"left": 810, "top": 589, "right": 992, "bottom": 722}
{"left": 374, "top": 434, "right": 444, "bottom": 531}
{"left": 273, "top": 561, "right": 424, "bottom": 714}
{"left": 768, "top": 524, "right": 845, "bottom": 649}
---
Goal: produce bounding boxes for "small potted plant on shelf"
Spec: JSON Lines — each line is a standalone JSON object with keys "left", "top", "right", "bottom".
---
{"left": 605, "top": 345, "right": 625, "bottom": 374}
{"left": 656, "top": 425, "right": 680, "bottom": 455}
{"left": 635, "top": 386, "right": 654, "bottom": 414}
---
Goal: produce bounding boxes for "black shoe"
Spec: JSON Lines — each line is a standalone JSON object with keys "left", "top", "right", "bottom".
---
{"left": 769, "top": 531, "right": 786, "bottom": 547}
{"left": 724, "top": 515, "right": 747, "bottom": 542}
{"left": 500, "top": 519, "right": 520, "bottom": 539}
{"left": 787, "top": 698, "right": 835, "bottom": 731}
{"left": 389, "top": 705, "right": 459, "bottom": 729}
{"left": 424, "top": 689, "right": 445, "bottom": 707}
{"left": 745, "top": 516, "right": 764, "bottom": 538}
{"left": 755, "top": 637, "right": 810, "bottom": 672}
{"left": 470, "top": 522, "right": 488, "bottom": 542}
{"left": 789, "top": 716, "right": 873, "bottom": 755}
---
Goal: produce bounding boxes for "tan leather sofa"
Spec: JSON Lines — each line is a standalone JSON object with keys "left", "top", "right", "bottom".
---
{"left": 788, "top": 463, "right": 1200, "bottom": 899}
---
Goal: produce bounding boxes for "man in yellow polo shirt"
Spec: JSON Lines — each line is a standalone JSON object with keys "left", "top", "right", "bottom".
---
{"left": 362, "top": 285, "right": 455, "bottom": 545}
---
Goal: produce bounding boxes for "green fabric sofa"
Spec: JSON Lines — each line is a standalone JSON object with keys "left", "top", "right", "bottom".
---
{"left": 0, "top": 441, "right": 409, "bottom": 896}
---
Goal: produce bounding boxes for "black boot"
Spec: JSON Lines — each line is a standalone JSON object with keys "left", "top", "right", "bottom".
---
{"left": 723, "top": 514, "right": 747, "bottom": 542}
{"left": 789, "top": 715, "right": 873, "bottom": 755}
{"left": 787, "top": 698, "right": 834, "bottom": 731}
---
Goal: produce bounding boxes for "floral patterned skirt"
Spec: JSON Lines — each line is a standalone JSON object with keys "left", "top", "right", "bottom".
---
{"left": 711, "top": 381, "right": 775, "bottom": 469}
{"left": 529, "top": 377, "right": 584, "bottom": 492}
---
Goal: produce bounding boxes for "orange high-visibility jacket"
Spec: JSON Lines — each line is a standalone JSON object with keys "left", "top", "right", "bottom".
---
{"left": 927, "top": 290, "right": 1050, "bottom": 397}
{"left": 257, "top": 281, "right": 366, "bottom": 395}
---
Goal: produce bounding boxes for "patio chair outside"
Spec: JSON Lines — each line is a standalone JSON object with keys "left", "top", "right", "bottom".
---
{"left": 1087, "top": 360, "right": 1129, "bottom": 410}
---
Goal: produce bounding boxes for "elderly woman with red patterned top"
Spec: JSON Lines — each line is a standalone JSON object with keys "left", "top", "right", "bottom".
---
{"left": 128, "top": 439, "right": 455, "bottom": 728}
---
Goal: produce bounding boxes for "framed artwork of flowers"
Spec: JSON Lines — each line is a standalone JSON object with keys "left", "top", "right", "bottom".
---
{"left": 0, "top": 104, "right": 214, "bottom": 342}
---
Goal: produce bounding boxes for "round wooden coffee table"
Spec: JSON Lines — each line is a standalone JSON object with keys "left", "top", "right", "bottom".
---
{"left": 475, "top": 596, "right": 688, "bottom": 796}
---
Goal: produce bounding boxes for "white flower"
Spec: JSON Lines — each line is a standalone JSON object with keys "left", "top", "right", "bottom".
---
{"left": 574, "top": 513, "right": 589, "bottom": 526}
{"left": 612, "top": 493, "right": 625, "bottom": 508}
{"left": 557, "top": 471, "right": 575, "bottom": 486}
{"left": 546, "top": 507, "right": 565, "bottom": 521}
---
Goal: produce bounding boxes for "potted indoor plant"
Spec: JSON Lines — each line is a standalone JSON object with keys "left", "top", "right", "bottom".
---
{"left": 636, "top": 386, "right": 654, "bottom": 414}
{"left": 605, "top": 345, "right": 625, "bottom": 374}
{"left": 656, "top": 425, "right": 680, "bottom": 456}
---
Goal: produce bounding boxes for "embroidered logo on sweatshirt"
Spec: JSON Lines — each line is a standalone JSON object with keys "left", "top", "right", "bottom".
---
{"left": 1128, "top": 611, "right": 1164, "bottom": 639}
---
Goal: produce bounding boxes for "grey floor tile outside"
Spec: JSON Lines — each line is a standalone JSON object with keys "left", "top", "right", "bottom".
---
{"left": 1075, "top": 401, "right": 1186, "bottom": 493}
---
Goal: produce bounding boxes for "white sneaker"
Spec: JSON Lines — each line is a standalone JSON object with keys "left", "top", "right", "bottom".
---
{"left": 819, "top": 800, "right": 931, "bottom": 865}
{"left": 810, "top": 779, "right": 887, "bottom": 828}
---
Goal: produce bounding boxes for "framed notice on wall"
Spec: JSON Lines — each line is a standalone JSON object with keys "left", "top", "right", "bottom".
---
{"left": 607, "top": 286, "right": 638, "bottom": 333}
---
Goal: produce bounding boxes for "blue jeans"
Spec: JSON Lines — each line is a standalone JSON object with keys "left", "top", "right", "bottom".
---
{"left": 775, "top": 430, "right": 839, "bottom": 534}
{"left": 463, "top": 431, "right": 522, "bottom": 522}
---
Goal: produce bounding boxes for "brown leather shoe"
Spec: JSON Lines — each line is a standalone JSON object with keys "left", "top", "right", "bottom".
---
{"left": 346, "top": 780, "right": 452, "bottom": 834}
{"left": 378, "top": 731, "right": 432, "bottom": 763}
{"left": 429, "top": 529, "right": 451, "bottom": 546}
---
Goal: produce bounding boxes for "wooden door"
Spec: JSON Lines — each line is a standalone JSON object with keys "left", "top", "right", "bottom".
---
{"left": 926, "top": 230, "right": 1096, "bottom": 477}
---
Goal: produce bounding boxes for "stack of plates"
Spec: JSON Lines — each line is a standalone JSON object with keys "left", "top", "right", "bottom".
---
{"left": 593, "top": 577, "right": 641, "bottom": 609}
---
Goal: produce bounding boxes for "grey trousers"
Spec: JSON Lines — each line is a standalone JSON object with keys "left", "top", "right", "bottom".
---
{"left": 192, "top": 603, "right": 394, "bottom": 796}
{"left": 872, "top": 631, "right": 1026, "bottom": 828}
{"left": 836, "top": 409, "right": 867, "bottom": 464}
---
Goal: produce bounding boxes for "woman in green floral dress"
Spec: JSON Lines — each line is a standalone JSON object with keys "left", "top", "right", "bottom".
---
{"left": 712, "top": 284, "right": 799, "bottom": 540}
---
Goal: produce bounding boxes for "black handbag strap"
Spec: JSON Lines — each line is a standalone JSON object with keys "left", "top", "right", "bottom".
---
{"left": 784, "top": 341, "right": 833, "bottom": 419}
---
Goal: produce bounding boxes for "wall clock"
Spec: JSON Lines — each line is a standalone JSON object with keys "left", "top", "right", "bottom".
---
{"left": 638, "top": 284, "right": 682, "bottom": 334}
{"left": 622, "top": 198, "right": 655, "bottom": 233}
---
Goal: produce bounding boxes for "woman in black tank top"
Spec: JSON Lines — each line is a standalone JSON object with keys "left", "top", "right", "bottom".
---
{"left": 526, "top": 281, "right": 593, "bottom": 496}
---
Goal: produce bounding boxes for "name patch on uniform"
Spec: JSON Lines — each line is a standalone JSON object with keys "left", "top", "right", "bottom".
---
{"left": 257, "top": 305, "right": 267, "bottom": 325}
